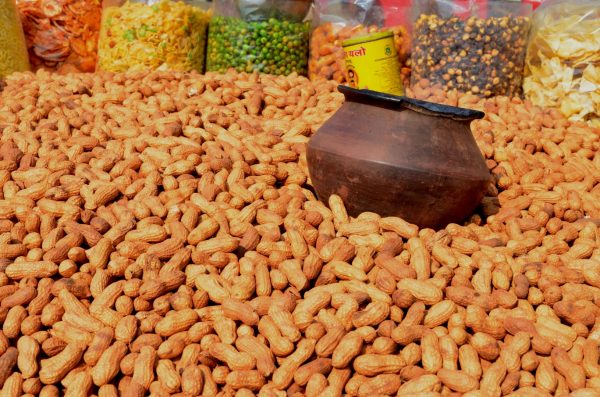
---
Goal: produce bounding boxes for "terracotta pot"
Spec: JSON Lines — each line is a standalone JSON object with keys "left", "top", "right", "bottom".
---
{"left": 306, "top": 85, "right": 491, "bottom": 229}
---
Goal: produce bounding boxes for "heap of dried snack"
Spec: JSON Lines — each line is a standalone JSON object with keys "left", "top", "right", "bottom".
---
{"left": 207, "top": 16, "right": 310, "bottom": 76}
{"left": 0, "top": 0, "right": 30, "bottom": 78}
{"left": 1, "top": 70, "right": 600, "bottom": 396}
{"left": 523, "top": 2, "right": 600, "bottom": 127}
{"left": 17, "top": 0, "right": 102, "bottom": 73}
{"left": 97, "top": 0, "right": 211, "bottom": 73}
{"left": 309, "top": 22, "right": 411, "bottom": 85}
{"left": 411, "top": 14, "right": 530, "bottom": 98}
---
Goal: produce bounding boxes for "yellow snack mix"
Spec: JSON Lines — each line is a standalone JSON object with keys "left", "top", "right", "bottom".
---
{"left": 0, "top": 0, "right": 30, "bottom": 78}
{"left": 97, "top": 0, "right": 211, "bottom": 73}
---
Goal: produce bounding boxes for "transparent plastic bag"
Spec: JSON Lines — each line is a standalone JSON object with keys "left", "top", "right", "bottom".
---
{"left": 0, "top": 0, "right": 30, "bottom": 78}
{"left": 97, "top": 0, "right": 211, "bottom": 73}
{"left": 309, "top": 0, "right": 411, "bottom": 84}
{"left": 410, "top": 0, "right": 532, "bottom": 98}
{"left": 17, "top": 0, "right": 102, "bottom": 73}
{"left": 206, "top": 0, "right": 311, "bottom": 76}
{"left": 523, "top": 0, "right": 599, "bottom": 126}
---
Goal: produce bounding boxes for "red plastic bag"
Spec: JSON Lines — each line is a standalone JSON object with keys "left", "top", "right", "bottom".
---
{"left": 522, "top": 0, "right": 544, "bottom": 10}
{"left": 378, "top": 0, "right": 412, "bottom": 27}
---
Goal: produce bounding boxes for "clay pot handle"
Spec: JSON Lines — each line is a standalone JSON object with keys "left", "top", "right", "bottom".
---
{"left": 337, "top": 85, "right": 485, "bottom": 122}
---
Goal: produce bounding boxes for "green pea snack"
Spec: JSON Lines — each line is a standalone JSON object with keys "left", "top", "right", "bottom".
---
{"left": 207, "top": 0, "right": 310, "bottom": 76}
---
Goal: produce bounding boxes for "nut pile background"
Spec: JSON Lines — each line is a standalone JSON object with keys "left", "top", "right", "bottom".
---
{"left": 0, "top": 70, "right": 600, "bottom": 397}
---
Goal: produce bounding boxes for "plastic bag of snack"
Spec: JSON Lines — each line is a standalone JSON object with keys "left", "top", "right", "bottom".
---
{"left": 309, "top": 0, "right": 411, "bottom": 84}
{"left": 410, "top": 0, "right": 532, "bottom": 98}
{"left": 97, "top": 0, "right": 211, "bottom": 73}
{"left": 522, "top": 0, "right": 544, "bottom": 10}
{"left": 206, "top": 0, "right": 311, "bottom": 76}
{"left": 17, "top": 0, "right": 102, "bottom": 73}
{"left": 0, "top": 0, "right": 30, "bottom": 78}
{"left": 523, "top": 0, "right": 599, "bottom": 127}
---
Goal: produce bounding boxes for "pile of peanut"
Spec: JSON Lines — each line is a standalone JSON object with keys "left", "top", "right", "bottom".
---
{"left": 0, "top": 69, "right": 600, "bottom": 397}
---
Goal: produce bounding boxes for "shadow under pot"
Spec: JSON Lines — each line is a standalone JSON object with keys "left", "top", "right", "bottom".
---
{"left": 306, "top": 85, "right": 492, "bottom": 230}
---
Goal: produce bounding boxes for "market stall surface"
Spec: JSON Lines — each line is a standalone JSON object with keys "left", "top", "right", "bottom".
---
{"left": 0, "top": 69, "right": 599, "bottom": 396}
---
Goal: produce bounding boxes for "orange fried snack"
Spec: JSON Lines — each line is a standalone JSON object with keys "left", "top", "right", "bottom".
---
{"left": 18, "top": 0, "right": 102, "bottom": 73}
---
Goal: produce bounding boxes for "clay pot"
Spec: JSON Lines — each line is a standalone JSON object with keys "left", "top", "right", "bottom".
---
{"left": 307, "top": 85, "right": 491, "bottom": 229}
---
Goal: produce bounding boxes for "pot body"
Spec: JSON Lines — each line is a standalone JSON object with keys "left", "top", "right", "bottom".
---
{"left": 307, "top": 87, "right": 491, "bottom": 229}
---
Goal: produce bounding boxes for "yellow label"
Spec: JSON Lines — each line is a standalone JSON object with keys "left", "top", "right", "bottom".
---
{"left": 343, "top": 34, "right": 404, "bottom": 96}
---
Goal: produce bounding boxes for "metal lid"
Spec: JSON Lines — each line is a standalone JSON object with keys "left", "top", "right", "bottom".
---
{"left": 342, "top": 30, "right": 394, "bottom": 48}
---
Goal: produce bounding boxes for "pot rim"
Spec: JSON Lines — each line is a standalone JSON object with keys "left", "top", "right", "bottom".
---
{"left": 337, "top": 85, "right": 485, "bottom": 121}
